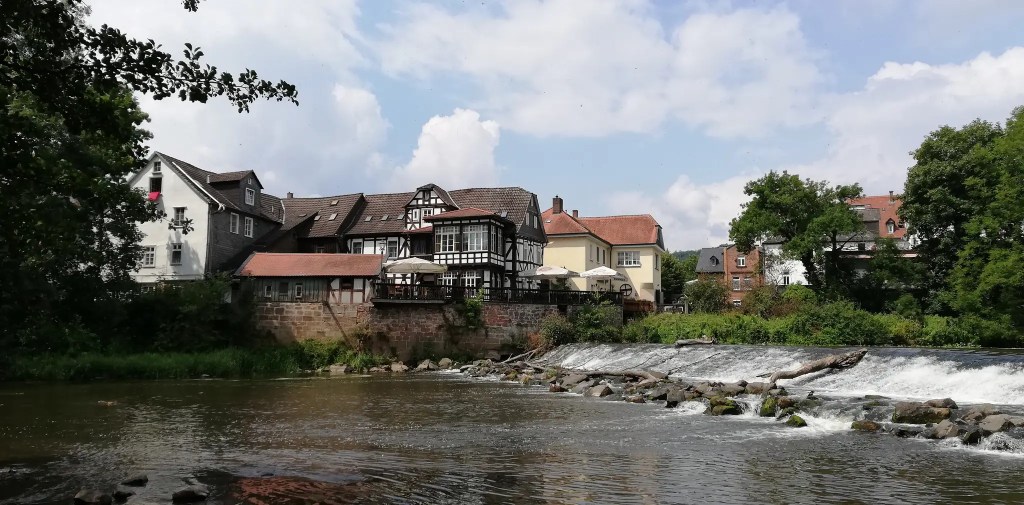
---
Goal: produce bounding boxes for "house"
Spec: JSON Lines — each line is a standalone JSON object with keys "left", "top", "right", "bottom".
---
{"left": 265, "top": 183, "right": 547, "bottom": 290}
{"left": 128, "top": 152, "right": 282, "bottom": 286}
{"left": 541, "top": 196, "right": 665, "bottom": 303}
{"left": 236, "top": 253, "right": 383, "bottom": 304}
{"left": 695, "top": 244, "right": 763, "bottom": 307}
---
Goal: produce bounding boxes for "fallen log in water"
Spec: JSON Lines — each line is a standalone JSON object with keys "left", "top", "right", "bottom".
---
{"left": 762, "top": 348, "right": 868, "bottom": 391}
{"left": 674, "top": 337, "right": 716, "bottom": 347}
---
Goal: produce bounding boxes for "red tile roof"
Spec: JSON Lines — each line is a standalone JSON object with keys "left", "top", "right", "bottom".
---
{"left": 424, "top": 207, "right": 501, "bottom": 221}
{"left": 236, "top": 253, "right": 384, "bottom": 277}
{"left": 541, "top": 208, "right": 591, "bottom": 235}
{"left": 401, "top": 225, "right": 433, "bottom": 234}
{"left": 580, "top": 214, "right": 662, "bottom": 246}
{"left": 849, "top": 195, "right": 906, "bottom": 238}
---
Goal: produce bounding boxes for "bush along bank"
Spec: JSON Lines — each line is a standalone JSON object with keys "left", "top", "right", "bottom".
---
{"left": 453, "top": 358, "right": 1024, "bottom": 452}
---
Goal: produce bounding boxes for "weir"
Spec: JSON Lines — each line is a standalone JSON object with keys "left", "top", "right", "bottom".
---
{"left": 536, "top": 343, "right": 1024, "bottom": 406}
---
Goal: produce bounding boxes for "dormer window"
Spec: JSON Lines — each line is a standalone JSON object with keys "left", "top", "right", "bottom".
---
{"left": 245, "top": 188, "right": 255, "bottom": 206}
{"left": 153, "top": 161, "right": 162, "bottom": 173}
{"left": 710, "top": 256, "right": 719, "bottom": 266}
{"left": 737, "top": 256, "right": 746, "bottom": 267}
{"left": 886, "top": 219, "right": 896, "bottom": 235}
{"left": 247, "top": 177, "right": 253, "bottom": 186}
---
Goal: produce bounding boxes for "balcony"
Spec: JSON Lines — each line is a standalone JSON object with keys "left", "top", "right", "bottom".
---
{"left": 372, "top": 283, "right": 623, "bottom": 306}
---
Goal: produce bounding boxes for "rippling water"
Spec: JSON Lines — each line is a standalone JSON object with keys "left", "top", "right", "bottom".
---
{"left": 2, "top": 346, "right": 1024, "bottom": 504}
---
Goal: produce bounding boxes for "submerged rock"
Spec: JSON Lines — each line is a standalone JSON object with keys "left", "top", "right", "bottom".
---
{"left": 561, "top": 374, "right": 589, "bottom": 388}
{"left": 74, "top": 489, "right": 112, "bottom": 505}
{"left": 888, "top": 425, "right": 925, "bottom": 438}
{"left": 120, "top": 474, "right": 149, "bottom": 486}
{"left": 785, "top": 415, "right": 807, "bottom": 428}
{"left": 549, "top": 383, "right": 568, "bottom": 393}
{"left": 172, "top": 484, "right": 210, "bottom": 503}
{"left": 710, "top": 404, "right": 743, "bottom": 416}
{"left": 112, "top": 487, "right": 135, "bottom": 503}
{"left": 665, "top": 389, "right": 684, "bottom": 408}
{"left": 924, "top": 398, "right": 958, "bottom": 409}
{"left": 851, "top": 420, "right": 881, "bottom": 432}
{"left": 892, "top": 402, "right": 951, "bottom": 424}
{"left": 776, "top": 397, "right": 797, "bottom": 410}
{"left": 745, "top": 382, "right": 768, "bottom": 395}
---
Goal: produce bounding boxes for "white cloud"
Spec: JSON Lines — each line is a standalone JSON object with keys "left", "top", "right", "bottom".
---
{"left": 377, "top": 1, "right": 823, "bottom": 138}
{"left": 393, "top": 109, "right": 501, "bottom": 189}
{"left": 616, "top": 47, "right": 1024, "bottom": 250}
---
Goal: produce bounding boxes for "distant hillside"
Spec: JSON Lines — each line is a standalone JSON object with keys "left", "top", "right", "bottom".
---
{"left": 671, "top": 250, "right": 698, "bottom": 261}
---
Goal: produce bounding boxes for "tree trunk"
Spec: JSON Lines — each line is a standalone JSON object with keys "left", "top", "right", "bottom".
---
{"left": 763, "top": 348, "right": 868, "bottom": 390}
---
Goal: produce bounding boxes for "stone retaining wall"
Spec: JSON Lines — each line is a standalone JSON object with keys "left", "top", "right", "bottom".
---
{"left": 254, "top": 301, "right": 623, "bottom": 361}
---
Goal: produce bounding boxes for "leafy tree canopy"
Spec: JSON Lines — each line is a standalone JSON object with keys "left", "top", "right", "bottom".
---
{"left": 661, "top": 252, "right": 697, "bottom": 305}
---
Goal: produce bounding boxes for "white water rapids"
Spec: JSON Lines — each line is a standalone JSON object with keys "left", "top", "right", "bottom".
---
{"left": 537, "top": 343, "right": 1024, "bottom": 407}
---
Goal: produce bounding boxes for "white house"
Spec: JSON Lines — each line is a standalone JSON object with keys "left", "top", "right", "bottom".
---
{"left": 128, "top": 152, "right": 283, "bottom": 286}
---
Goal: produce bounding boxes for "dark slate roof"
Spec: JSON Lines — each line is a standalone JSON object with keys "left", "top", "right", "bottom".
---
{"left": 416, "top": 183, "right": 457, "bottom": 207}
{"left": 696, "top": 247, "right": 724, "bottom": 273}
{"left": 280, "top": 194, "right": 362, "bottom": 238}
{"left": 448, "top": 187, "right": 543, "bottom": 241}
{"left": 346, "top": 192, "right": 415, "bottom": 236}
{"left": 159, "top": 153, "right": 278, "bottom": 222}
{"left": 260, "top": 193, "right": 284, "bottom": 224}
{"left": 425, "top": 207, "right": 507, "bottom": 222}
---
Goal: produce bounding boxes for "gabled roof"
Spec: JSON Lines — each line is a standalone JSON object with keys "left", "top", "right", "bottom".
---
{"left": 414, "top": 183, "right": 457, "bottom": 208}
{"left": 346, "top": 192, "right": 415, "bottom": 236}
{"left": 696, "top": 247, "right": 724, "bottom": 273}
{"left": 279, "top": 194, "right": 363, "bottom": 238}
{"left": 236, "top": 253, "right": 384, "bottom": 277}
{"left": 849, "top": 195, "right": 906, "bottom": 238}
{"left": 580, "top": 215, "right": 662, "bottom": 247}
{"left": 425, "top": 207, "right": 507, "bottom": 222}
{"left": 447, "top": 187, "right": 543, "bottom": 241}
{"left": 156, "top": 152, "right": 278, "bottom": 222}
{"left": 541, "top": 208, "right": 592, "bottom": 236}
{"left": 208, "top": 170, "right": 259, "bottom": 186}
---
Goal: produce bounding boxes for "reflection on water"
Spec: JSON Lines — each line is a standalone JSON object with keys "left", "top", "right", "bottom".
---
{"left": 1, "top": 372, "right": 1024, "bottom": 504}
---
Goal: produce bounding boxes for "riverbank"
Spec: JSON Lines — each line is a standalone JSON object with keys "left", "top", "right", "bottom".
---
{"left": 1, "top": 341, "right": 391, "bottom": 381}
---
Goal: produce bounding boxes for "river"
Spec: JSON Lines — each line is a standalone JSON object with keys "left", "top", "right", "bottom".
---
{"left": 2, "top": 344, "right": 1024, "bottom": 504}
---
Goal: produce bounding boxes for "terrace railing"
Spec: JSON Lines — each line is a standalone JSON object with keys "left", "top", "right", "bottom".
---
{"left": 373, "top": 283, "right": 622, "bottom": 306}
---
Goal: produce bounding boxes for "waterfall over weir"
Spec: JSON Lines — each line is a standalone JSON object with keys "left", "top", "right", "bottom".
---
{"left": 536, "top": 343, "right": 1024, "bottom": 406}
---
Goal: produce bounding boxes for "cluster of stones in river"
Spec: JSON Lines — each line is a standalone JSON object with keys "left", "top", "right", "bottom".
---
{"left": 73, "top": 474, "right": 213, "bottom": 504}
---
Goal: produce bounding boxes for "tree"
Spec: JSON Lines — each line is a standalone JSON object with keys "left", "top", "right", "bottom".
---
{"left": 729, "top": 171, "right": 863, "bottom": 293}
{"left": 685, "top": 278, "right": 728, "bottom": 313}
{"left": 900, "top": 118, "right": 1002, "bottom": 312}
{"left": 661, "top": 252, "right": 697, "bottom": 305}
{"left": 0, "top": 1, "right": 298, "bottom": 352}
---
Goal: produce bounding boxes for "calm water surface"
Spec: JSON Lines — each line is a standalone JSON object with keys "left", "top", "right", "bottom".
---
{"left": 2, "top": 347, "right": 1024, "bottom": 504}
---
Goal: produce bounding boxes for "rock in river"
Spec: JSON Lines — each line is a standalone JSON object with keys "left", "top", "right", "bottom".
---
{"left": 786, "top": 415, "right": 808, "bottom": 428}
{"left": 74, "top": 489, "right": 112, "bottom": 505}
{"left": 438, "top": 357, "right": 453, "bottom": 369}
{"left": 891, "top": 402, "right": 951, "bottom": 424}
{"left": 120, "top": 473, "right": 149, "bottom": 486}
{"left": 851, "top": 420, "right": 881, "bottom": 432}
{"left": 924, "top": 419, "right": 960, "bottom": 439}
{"left": 979, "top": 414, "right": 1014, "bottom": 435}
{"left": 390, "top": 362, "right": 409, "bottom": 373}
{"left": 924, "top": 398, "right": 958, "bottom": 409}
{"left": 961, "top": 404, "right": 1001, "bottom": 423}
{"left": 415, "top": 359, "right": 439, "bottom": 371}
{"left": 586, "top": 384, "right": 614, "bottom": 398}
{"left": 172, "top": 484, "right": 210, "bottom": 503}
{"left": 759, "top": 397, "right": 778, "bottom": 417}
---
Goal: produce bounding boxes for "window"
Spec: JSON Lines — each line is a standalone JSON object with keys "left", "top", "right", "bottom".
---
{"left": 230, "top": 213, "right": 239, "bottom": 234}
{"left": 423, "top": 208, "right": 433, "bottom": 218}
{"left": 462, "top": 271, "right": 480, "bottom": 287}
{"left": 439, "top": 272, "right": 458, "bottom": 286}
{"left": 436, "top": 225, "right": 459, "bottom": 253}
{"left": 170, "top": 243, "right": 182, "bottom": 266}
{"left": 149, "top": 177, "right": 162, "bottom": 193}
{"left": 617, "top": 251, "right": 641, "bottom": 267}
{"left": 140, "top": 246, "right": 155, "bottom": 268}
{"left": 278, "top": 281, "right": 289, "bottom": 297}
{"left": 655, "top": 254, "right": 661, "bottom": 270}
{"left": 743, "top": 276, "right": 753, "bottom": 289}
{"left": 314, "top": 245, "right": 326, "bottom": 253}
{"left": 172, "top": 207, "right": 186, "bottom": 227}
{"left": 244, "top": 217, "right": 254, "bottom": 238}
{"left": 737, "top": 256, "right": 746, "bottom": 267}
{"left": 782, "top": 274, "right": 791, "bottom": 286}
{"left": 245, "top": 188, "right": 255, "bottom": 206}
{"left": 140, "top": 283, "right": 157, "bottom": 293}
{"left": 858, "top": 243, "right": 866, "bottom": 252}
{"left": 247, "top": 177, "right": 253, "bottom": 186}
{"left": 294, "top": 283, "right": 304, "bottom": 299}
{"left": 351, "top": 240, "right": 363, "bottom": 254}
{"left": 411, "top": 209, "right": 420, "bottom": 222}
{"left": 263, "top": 285, "right": 272, "bottom": 298}
{"left": 886, "top": 219, "right": 895, "bottom": 235}
{"left": 464, "top": 224, "right": 486, "bottom": 251}
{"left": 710, "top": 256, "right": 719, "bottom": 266}
{"left": 732, "top": 300, "right": 742, "bottom": 308}
{"left": 153, "top": 161, "right": 162, "bottom": 173}
{"left": 731, "top": 276, "right": 740, "bottom": 291}
{"left": 387, "top": 238, "right": 399, "bottom": 259}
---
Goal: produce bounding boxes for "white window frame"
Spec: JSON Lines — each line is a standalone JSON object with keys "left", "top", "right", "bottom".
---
{"left": 230, "top": 213, "right": 239, "bottom": 234}
{"left": 152, "top": 161, "right": 161, "bottom": 173}
{"left": 731, "top": 275, "right": 740, "bottom": 291}
{"left": 887, "top": 221, "right": 895, "bottom": 234}
{"left": 294, "top": 282, "right": 304, "bottom": 299}
{"left": 439, "top": 272, "right": 458, "bottom": 286}
{"left": 617, "top": 251, "right": 641, "bottom": 267}
{"left": 462, "top": 271, "right": 480, "bottom": 288}
{"left": 437, "top": 226, "right": 459, "bottom": 253}
{"left": 244, "top": 217, "right": 254, "bottom": 238}
{"left": 245, "top": 188, "right": 255, "bottom": 206}
{"left": 172, "top": 207, "right": 186, "bottom": 227}
{"left": 782, "top": 274, "right": 791, "bottom": 286}
{"left": 411, "top": 209, "right": 420, "bottom": 222}
{"left": 263, "top": 285, "right": 273, "bottom": 298}
{"left": 170, "top": 243, "right": 183, "bottom": 266}
{"left": 423, "top": 208, "right": 434, "bottom": 218}
{"left": 464, "top": 224, "right": 486, "bottom": 252}
{"left": 141, "top": 246, "right": 156, "bottom": 268}
{"left": 351, "top": 240, "right": 363, "bottom": 254}
{"left": 737, "top": 256, "right": 746, "bottom": 267}
{"left": 387, "top": 238, "right": 399, "bottom": 259}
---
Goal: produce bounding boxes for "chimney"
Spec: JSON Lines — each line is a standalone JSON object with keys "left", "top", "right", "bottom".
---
{"left": 206, "top": 174, "right": 211, "bottom": 183}
{"left": 572, "top": 209, "right": 579, "bottom": 219}
{"left": 552, "top": 195, "right": 563, "bottom": 214}
{"left": 286, "top": 192, "right": 294, "bottom": 199}
{"left": 889, "top": 190, "right": 895, "bottom": 203}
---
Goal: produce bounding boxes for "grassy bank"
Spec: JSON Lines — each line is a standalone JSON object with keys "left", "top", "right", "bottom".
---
{"left": 2, "top": 340, "right": 392, "bottom": 382}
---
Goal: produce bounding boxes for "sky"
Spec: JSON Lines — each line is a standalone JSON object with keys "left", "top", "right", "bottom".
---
{"left": 88, "top": 0, "right": 1024, "bottom": 250}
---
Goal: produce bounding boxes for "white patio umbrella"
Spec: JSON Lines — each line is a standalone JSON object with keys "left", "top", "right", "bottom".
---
{"left": 521, "top": 265, "right": 579, "bottom": 279}
{"left": 383, "top": 257, "right": 448, "bottom": 274}
{"left": 580, "top": 266, "right": 626, "bottom": 281}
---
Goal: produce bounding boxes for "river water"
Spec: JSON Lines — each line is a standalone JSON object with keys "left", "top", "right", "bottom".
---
{"left": 3, "top": 344, "right": 1024, "bottom": 504}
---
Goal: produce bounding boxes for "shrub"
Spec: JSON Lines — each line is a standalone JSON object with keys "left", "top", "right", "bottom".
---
{"left": 889, "top": 294, "right": 924, "bottom": 322}
{"left": 741, "top": 286, "right": 779, "bottom": 318}
{"left": 874, "top": 313, "right": 923, "bottom": 346}
{"left": 539, "top": 314, "right": 577, "bottom": 347}
{"left": 780, "top": 285, "right": 817, "bottom": 306}
{"left": 785, "top": 301, "right": 889, "bottom": 346}
{"left": 686, "top": 279, "right": 728, "bottom": 313}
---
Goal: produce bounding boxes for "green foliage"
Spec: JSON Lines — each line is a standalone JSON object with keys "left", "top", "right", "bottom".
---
{"left": 538, "top": 303, "right": 623, "bottom": 346}
{"left": 661, "top": 252, "right": 696, "bottom": 305}
{"left": 889, "top": 294, "right": 924, "bottom": 322}
{"left": 457, "top": 294, "right": 485, "bottom": 330}
{"left": 539, "top": 314, "right": 578, "bottom": 347}
{"left": 685, "top": 278, "right": 729, "bottom": 313}
{"left": 729, "top": 171, "right": 863, "bottom": 292}
{"left": 781, "top": 285, "right": 817, "bottom": 306}
{"left": 740, "top": 286, "right": 779, "bottom": 318}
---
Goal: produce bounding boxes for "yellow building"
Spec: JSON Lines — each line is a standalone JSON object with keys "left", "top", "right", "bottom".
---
{"left": 541, "top": 196, "right": 666, "bottom": 304}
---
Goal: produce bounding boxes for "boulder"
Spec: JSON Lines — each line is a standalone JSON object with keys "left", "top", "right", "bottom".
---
{"left": 549, "top": 383, "right": 568, "bottom": 393}
{"left": 665, "top": 389, "right": 684, "bottom": 408}
{"left": 706, "top": 396, "right": 736, "bottom": 408}
{"left": 172, "top": 484, "right": 209, "bottom": 503}
{"left": 745, "top": 382, "right": 768, "bottom": 395}
{"left": 864, "top": 394, "right": 890, "bottom": 400}
{"left": 328, "top": 364, "right": 350, "bottom": 375}
{"left": 682, "top": 390, "right": 701, "bottom": 401}
{"left": 961, "top": 404, "right": 1001, "bottom": 423}
{"left": 777, "top": 397, "right": 797, "bottom": 410}
{"left": 74, "top": 489, "right": 112, "bottom": 505}
{"left": 766, "top": 388, "right": 788, "bottom": 397}
{"left": 112, "top": 487, "right": 135, "bottom": 503}
{"left": 960, "top": 425, "right": 984, "bottom": 445}
{"left": 518, "top": 374, "right": 533, "bottom": 385}
{"left": 571, "top": 380, "right": 596, "bottom": 395}
{"left": 368, "top": 366, "right": 385, "bottom": 373}
{"left": 390, "top": 362, "right": 409, "bottom": 373}
{"left": 586, "top": 384, "right": 614, "bottom": 398}
{"left": 785, "top": 415, "right": 807, "bottom": 427}
{"left": 635, "top": 378, "right": 661, "bottom": 389}
{"left": 924, "top": 398, "right": 958, "bottom": 409}
{"left": 694, "top": 382, "right": 717, "bottom": 396}
{"left": 891, "top": 402, "right": 951, "bottom": 424}
{"left": 647, "top": 387, "right": 669, "bottom": 402}
{"left": 561, "top": 374, "right": 589, "bottom": 388}
{"left": 645, "top": 370, "right": 669, "bottom": 380}
{"left": 775, "top": 407, "right": 797, "bottom": 420}
{"left": 438, "top": 357, "right": 453, "bottom": 369}
{"left": 759, "top": 397, "right": 778, "bottom": 418}
{"left": 1010, "top": 416, "right": 1024, "bottom": 427}
{"left": 710, "top": 404, "right": 743, "bottom": 416}
{"left": 888, "top": 425, "right": 924, "bottom": 438}
{"left": 798, "top": 398, "right": 823, "bottom": 411}
{"left": 625, "top": 395, "right": 646, "bottom": 404}
{"left": 928, "top": 419, "right": 961, "bottom": 439}
{"left": 851, "top": 420, "right": 881, "bottom": 432}
{"left": 719, "top": 384, "right": 747, "bottom": 397}
{"left": 120, "top": 474, "right": 149, "bottom": 487}
{"left": 979, "top": 414, "right": 1014, "bottom": 435}
{"left": 416, "top": 360, "right": 439, "bottom": 371}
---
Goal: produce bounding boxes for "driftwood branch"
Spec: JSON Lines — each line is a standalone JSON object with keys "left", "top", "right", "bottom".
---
{"left": 502, "top": 348, "right": 541, "bottom": 364}
{"left": 674, "top": 337, "right": 716, "bottom": 347}
{"left": 763, "top": 348, "right": 868, "bottom": 390}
